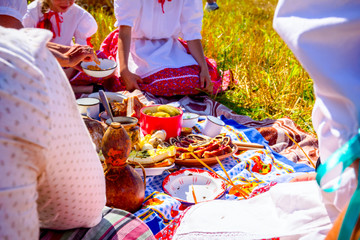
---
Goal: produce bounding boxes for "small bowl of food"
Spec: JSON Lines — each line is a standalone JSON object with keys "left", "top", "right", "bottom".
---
{"left": 182, "top": 112, "right": 199, "bottom": 128}
{"left": 140, "top": 105, "right": 183, "bottom": 140}
{"left": 81, "top": 58, "right": 117, "bottom": 78}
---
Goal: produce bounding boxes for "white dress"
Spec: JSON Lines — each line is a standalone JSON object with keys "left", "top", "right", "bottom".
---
{"left": 22, "top": 0, "right": 98, "bottom": 46}
{"left": 114, "top": 0, "right": 203, "bottom": 78}
{"left": 273, "top": 0, "right": 359, "bottom": 213}
{"left": 0, "top": 26, "right": 105, "bottom": 240}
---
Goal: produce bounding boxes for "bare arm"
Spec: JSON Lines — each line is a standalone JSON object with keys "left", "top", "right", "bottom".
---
{"left": 187, "top": 39, "right": 213, "bottom": 94}
{"left": 46, "top": 42, "right": 70, "bottom": 53}
{"left": 46, "top": 43, "right": 96, "bottom": 69}
{"left": 118, "top": 25, "right": 142, "bottom": 91}
{"left": 0, "top": 15, "right": 23, "bottom": 29}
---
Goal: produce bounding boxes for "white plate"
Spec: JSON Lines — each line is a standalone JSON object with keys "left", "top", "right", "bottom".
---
{"left": 162, "top": 169, "right": 226, "bottom": 205}
{"left": 133, "top": 163, "right": 175, "bottom": 177}
{"left": 88, "top": 91, "right": 127, "bottom": 103}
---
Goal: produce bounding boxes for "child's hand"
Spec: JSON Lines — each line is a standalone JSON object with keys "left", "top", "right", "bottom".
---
{"left": 47, "top": 43, "right": 97, "bottom": 69}
{"left": 200, "top": 69, "right": 213, "bottom": 94}
{"left": 63, "top": 44, "right": 97, "bottom": 70}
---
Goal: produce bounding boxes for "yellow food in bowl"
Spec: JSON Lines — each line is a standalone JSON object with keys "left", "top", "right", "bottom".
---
{"left": 87, "top": 64, "right": 102, "bottom": 71}
{"left": 144, "top": 105, "right": 181, "bottom": 118}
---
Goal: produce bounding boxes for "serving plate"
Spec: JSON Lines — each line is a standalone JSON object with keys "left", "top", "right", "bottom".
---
{"left": 162, "top": 169, "right": 226, "bottom": 205}
{"left": 133, "top": 163, "right": 175, "bottom": 177}
{"left": 175, "top": 145, "right": 238, "bottom": 168}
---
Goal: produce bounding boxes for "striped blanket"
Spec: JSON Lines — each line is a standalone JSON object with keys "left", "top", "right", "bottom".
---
{"left": 40, "top": 207, "right": 154, "bottom": 240}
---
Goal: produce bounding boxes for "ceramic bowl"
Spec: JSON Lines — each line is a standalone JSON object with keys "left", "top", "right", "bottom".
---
{"left": 182, "top": 112, "right": 199, "bottom": 128}
{"left": 88, "top": 91, "right": 127, "bottom": 103}
{"left": 81, "top": 58, "right": 117, "bottom": 78}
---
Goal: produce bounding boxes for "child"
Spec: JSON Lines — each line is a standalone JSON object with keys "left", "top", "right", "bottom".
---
{"left": 23, "top": 0, "right": 97, "bottom": 47}
{"left": 23, "top": 0, "right": 99, "bottom": 94}
{"left": 113, "top": 0, "right": 224, "bottom": 96}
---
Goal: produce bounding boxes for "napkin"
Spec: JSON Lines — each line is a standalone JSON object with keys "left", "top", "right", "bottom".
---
{"left": 172, "top": 181, "right": 334, "bottom": 240}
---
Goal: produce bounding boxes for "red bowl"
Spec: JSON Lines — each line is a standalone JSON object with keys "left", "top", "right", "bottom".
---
{"left": 140, "top": 105, "right": 183, "bottom": 140}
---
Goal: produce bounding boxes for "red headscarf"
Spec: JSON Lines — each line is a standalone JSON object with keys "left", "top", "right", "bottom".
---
{"left": 158, "top": 0, "right": 172, "bottom": 13}
{"left": 36, "top": 11, "right": 63, "bottom": 39}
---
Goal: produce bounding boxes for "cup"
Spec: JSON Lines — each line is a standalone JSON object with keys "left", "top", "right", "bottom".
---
{"left": 76, "top": 97, "right": 100, "bottom": 119}
{"left": 201, "top": 116, "right": 225, "bottom": 137}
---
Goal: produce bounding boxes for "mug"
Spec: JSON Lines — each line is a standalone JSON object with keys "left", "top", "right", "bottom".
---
{"left": 76, "top": 97, "right": 100, "bottom": 119}
{"left": 202, "top": 116, "right": 225, "bottom": 137}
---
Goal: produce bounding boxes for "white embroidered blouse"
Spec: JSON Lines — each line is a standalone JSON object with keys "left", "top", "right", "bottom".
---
{"left": 114, "top": 0, "right": 203, "bottom": 78}
{"left": 22, "top": 0, "right": 98, "bottom": 46}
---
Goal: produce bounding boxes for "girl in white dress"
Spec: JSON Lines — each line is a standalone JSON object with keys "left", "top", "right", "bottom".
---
{"left": 23, "top": 0, "right": 97, "bottom": 47}
{"left": 113, "top": 0, "right": 223, "bottom": 96}
{"left": 22, "top": 0, "right": 99, "bottom": 93}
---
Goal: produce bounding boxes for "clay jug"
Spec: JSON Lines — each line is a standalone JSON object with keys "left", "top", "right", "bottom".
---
{"left": 102, "top": 122, "right": 145, "bottom": 213}
{"left": 105, "top": 116, "right": 140, "bottom": 150}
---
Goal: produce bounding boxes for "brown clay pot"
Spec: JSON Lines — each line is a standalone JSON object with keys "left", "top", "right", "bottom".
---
{"left": 102, "top": 122, "right": 131, "bottom": 166}
{"left": 102, "top": 122, "right": 145, "bottom": 213}
{"left": 104, "top": 165, "right": 145, "bottom": 213}
{"left": 105, "top": 117, "right": 140, "bottom": 150}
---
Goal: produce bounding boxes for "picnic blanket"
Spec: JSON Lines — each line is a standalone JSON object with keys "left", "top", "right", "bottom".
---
{"left": 130, "top": 90, "right": 319, "bottom": 166}
{"left": 40, "top": 90, "right": 318, "bottom": 239}
{"left": 116, "top": 91, "right": 317, "bottom": 236}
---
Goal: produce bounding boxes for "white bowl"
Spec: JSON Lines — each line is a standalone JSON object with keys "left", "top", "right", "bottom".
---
{"left": 88, "top": 91, "right": 127, "bottom": 103}
{"left": 182, "top": 112, "right": 199, "bottom": 128}
{"left": 81, "top": 58, "right": 117, "bottom": 78}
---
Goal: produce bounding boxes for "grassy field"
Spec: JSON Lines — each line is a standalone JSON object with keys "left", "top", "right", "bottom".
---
{"left": 88, "top": 0, "right": 316, "bottom": 135}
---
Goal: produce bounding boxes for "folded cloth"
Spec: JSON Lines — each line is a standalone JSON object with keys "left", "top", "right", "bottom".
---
{"left": 170, "top": 181, "right": 334, "bottom": 240}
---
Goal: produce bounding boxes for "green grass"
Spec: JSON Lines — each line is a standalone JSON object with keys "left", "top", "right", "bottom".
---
{"left": 88, "top": 0, "right": 315, "bottom": 135}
